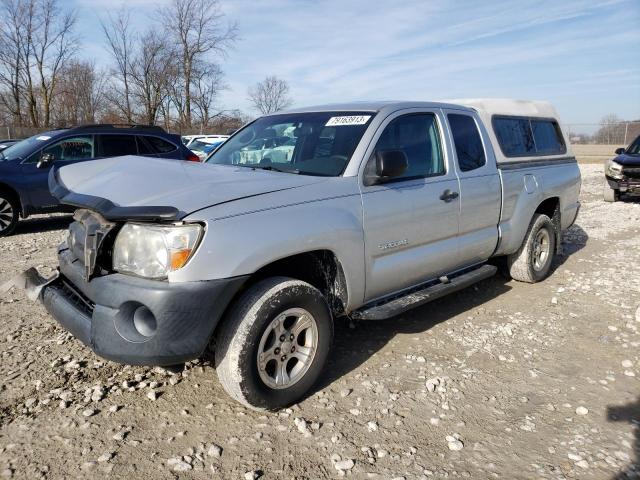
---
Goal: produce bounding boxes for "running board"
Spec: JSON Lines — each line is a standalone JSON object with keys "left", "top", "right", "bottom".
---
{"left": 352, "top": 264, "right": 497, "bottom": 321}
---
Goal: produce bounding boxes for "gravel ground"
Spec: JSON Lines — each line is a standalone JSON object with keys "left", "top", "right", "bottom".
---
{"left": 0, "top": 164, "right": 638, "bottom": 479}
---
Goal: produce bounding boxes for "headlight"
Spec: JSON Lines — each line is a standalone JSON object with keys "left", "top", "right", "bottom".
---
{"left": 113, "top": 223, "right": 202, "bottom": 279}
{"left": 606, "top": 160, "right": 623, "bottom": 179}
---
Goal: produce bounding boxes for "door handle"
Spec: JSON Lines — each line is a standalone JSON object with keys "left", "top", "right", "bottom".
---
{"left": 439, "top": 189, "right": 459, "bottom": 202}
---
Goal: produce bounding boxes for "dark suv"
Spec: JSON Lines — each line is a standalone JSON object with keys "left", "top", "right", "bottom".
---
{"left": 0, "top": 124, "right": 199, "bottom": 236}
{"left": 604, "top": 135, "right": 640, "bottom": 202}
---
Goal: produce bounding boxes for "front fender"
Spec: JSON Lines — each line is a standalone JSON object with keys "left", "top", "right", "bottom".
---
{"left": 171, "top": 194, "right": 365, "bottom": 311}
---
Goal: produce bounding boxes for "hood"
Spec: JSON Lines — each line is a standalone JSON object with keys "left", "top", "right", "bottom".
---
{"left": 613, "top": 153, "right": 640, "bottom": 166}
{"left": 54, "top": 156, "right": 327, "bottom": 219}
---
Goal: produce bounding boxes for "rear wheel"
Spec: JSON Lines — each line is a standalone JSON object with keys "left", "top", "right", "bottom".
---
{"left": 507, "top": 214, "right": 556, "bottom": 283}
{"left": 0, "top": 192, "right": 19, "bottom": 237}
{"left": 603, "top": 180, "right": 619, "bottom": 202}
{"left": 215, "top": 277, "right": 333, "bottom": 410}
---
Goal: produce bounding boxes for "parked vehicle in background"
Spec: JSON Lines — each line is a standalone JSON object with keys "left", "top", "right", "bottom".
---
{"left": 0, "top": 124, "right": 199, "bottom": 236}
{"left": 0, "top": 139, "right": 20, "bottom": 152}
{"left": 603, "top": 135, "right": 640, "bottom": 202}
{"left": 30, "top": 99, "right": 580, "bottom": 410}
{"left": 188, "top": 137, "right": 228, "bottom": 160}
{"left": 181, "top": 134, "right": 229, "bottom": 147}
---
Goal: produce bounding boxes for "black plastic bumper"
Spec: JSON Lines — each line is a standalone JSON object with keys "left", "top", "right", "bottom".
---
{"left": 42, "top": 248, "right": 247, "bottom": 366}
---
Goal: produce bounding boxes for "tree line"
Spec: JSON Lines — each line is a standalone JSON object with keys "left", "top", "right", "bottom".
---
{"left": 0, "top": 0, "right": 293, "bottom": 137}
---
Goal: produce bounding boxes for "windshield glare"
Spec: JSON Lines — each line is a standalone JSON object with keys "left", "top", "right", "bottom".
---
{"left": 205, "top": 111, "right": 375, "bottom": 176}
{"left": 0, "top": 132, "right": 61, "bottom": 161}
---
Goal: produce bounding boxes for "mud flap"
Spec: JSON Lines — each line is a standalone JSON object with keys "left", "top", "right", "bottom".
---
{"left": 0, "top": 267, "right": 59, "bottom": 301}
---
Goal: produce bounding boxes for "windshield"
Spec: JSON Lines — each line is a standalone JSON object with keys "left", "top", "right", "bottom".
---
{"left": 205, "top": 111, "right": 375, "bottom": 176}
{"left": 627, "top": 136, "right": 640, "bottom": 155}
{"left": 0, "top": 131, "right": 64, "bottom": 161}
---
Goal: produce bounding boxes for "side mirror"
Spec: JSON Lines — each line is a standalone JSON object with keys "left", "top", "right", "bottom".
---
{"left": 37, "top": 152, "right": 55, "bottom": 169}
{"left": 615, "top": 147, "right": 626, "bottom": 155}
{"left": 376, "top": 149, "right": 408, "bottom": 180}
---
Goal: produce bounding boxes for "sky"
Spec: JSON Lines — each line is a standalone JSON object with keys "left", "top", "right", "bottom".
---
{"left": 70, "top": 0, "right": 640, "bottom": 130}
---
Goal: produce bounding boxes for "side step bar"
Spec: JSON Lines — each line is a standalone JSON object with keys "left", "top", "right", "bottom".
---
{"left": 352, "top": 264, "right": 497, "bottom": 321}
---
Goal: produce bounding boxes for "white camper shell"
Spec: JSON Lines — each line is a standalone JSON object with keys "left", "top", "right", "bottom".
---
{"left": 449, "top": 98, "right": 574, "bottom": 165}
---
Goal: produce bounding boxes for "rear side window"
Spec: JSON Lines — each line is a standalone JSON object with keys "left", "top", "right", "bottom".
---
{"left": 373, "top": 113, "right": 444, "bottom": 180}
{"left": 531, "top": 120, "right": 566, "bottom": 154}
{"left": 144, "top": 136, "right": 177, "bottom": 154}
{"left": 448, "top": 114, "right": 486, "bottom": 171}
{"left": 99, "top": 135, "right": 137, "bottom": 157}
{"left": 493, "top": 117, "right": 535, "bottom": 156}
{"left": 136, "top": 136, "right": 155, "bottom": 155}
{"left": 493, "top": 116, "right": 566, "bottom": 157}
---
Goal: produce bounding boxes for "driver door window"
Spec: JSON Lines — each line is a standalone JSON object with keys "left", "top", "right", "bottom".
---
{"left": 369, "top": 113, "right": 444, "bottom": 181}
{"left": 40, "top": 135, "right": 95, "bottom": 163}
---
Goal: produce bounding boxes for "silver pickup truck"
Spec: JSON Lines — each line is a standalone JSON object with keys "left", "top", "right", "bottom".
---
{"left": 28, "top": 99, "right": 580, "bottom": 410}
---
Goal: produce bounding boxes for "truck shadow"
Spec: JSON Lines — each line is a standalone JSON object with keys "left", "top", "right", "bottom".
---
{"left": 13, "top": 214, "right": 73, "bottom": 235}
{"left": 607, "top": 396, "right": 639, "bottom": 479}
{"left": 315, "top": 275, "right": 513, "bottom": 393}
{"left": 552, "top": 223, "right": 589, "bottom": 271}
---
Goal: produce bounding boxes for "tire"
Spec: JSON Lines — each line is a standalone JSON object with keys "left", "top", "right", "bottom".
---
{"left": 603, "top": 180, "right": 619, "bottom": 202}
{"left": 0, "top": 191, "right": 19, "bottom": 237}
{"left": 507, "top": 214, "right": 556, "bottom": 283}
{"left": 215, "top": 277, "right": 333, "bottom": 410}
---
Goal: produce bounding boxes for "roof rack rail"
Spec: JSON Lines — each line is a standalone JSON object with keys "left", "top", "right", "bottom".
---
{"left": 72, "top": 124, "right": 166, "bottom": 133}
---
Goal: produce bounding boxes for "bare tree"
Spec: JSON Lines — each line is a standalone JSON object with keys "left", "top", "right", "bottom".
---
{"left": 53, "top": 60, "right": 106, "bottom": 125}
{"left": 0, "top": 0, "right": 28, "bottom": 125}
{"left": 129, "top": 30, "right": 176, "bottom": 125}
{"left": 101, "top": 7, "right": 135, "bottom": 122}
{"left": 248, "top": 76, "right": 293, "bottom": 114}
{"left": 191, "top": 62, "right": 225, "bottom": 130}
{"left": 30, "top": 0, "right": 78, "bottom": 127}
{"left": 594, "top": 114, "right": 626, "bottom": 145}
{"left": 160, "top": 0, "right": 237, "bottom": 128}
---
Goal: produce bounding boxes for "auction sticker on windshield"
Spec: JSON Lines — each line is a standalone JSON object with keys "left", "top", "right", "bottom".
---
{"left": 325, "top": 115, "right": 371, "bottom": 126}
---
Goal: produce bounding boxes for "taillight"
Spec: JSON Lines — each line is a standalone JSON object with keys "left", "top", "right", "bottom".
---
{"left": 186, "top": 152, "right": 200, "bottom": 162}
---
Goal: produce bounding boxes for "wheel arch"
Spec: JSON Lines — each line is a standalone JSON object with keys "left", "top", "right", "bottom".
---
{"left": 0, "top": 182, "right": 22, "bottom": 215}
{"left": 534, "top": 196, "right": 561, "bottom": 254}
{"left": 242, "top": 249, "right": 349, "bottom": 317}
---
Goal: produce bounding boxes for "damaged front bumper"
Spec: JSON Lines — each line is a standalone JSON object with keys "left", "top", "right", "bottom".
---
{"left": 7, "top": 247, "right": 247, "bottom": 366}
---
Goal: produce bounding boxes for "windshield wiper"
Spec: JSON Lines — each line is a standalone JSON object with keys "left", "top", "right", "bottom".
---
{"left": 251, "top": 165, "right": 300, "bottom": 174}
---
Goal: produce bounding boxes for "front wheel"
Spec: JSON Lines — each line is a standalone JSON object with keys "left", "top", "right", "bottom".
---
{"left": 215, "top": 277, "right": 333, "bottom": 410}
{"left": 0, "top": 193, "right": 19, "bottom": 237}
{"left": 507, "top": 214, "right": 556, "bottom": 283}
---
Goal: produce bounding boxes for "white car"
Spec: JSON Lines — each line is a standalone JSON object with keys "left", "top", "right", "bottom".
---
{"left": 188, "top": 137, "right": 229, "bottom": 160}
{"left": 182, "top": 135, "right": 229, "bottom": 147}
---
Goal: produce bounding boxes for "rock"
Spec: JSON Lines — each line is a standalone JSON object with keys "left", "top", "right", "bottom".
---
{"left": 551, "top": 297, "right": 558, "bottom": 305}
{"left": 147, "top": 390, "right": 158, "bottom": 401}
{"left": 349, "top": 409, "right": 360, "bottom": 416}
{"left": 334, "top": 459, "right": 355, "bottom": 471}
{"left": 97, "top": 452, "right": 113, "bottom": 463}
{"left": 82, "top": 408, "right": 97, "bottom": 417}
{"left": 207, "top": 443, "right": 223, "bottom": 458}
{"left": 340, "top": 389, "right": 352, "bottom": 398}
{"left": 294, "top": 417, "right": 312, "bottom": 436}
{"left": 113, "top": 430, "right": 129, "bottom": 441}
{"left": 446, "top": 435, "right": 463, "bottom": 451}
{"left": 426, "top": 378, "right": 440, "bottom": 392}
{"left": 25, "top": 398, "right": 37, "bottom": 408}
{"left": 575, "top": 406, "right": 588, "bottom": 415}
{"left": 367, "top": 421, "right": 378, "bottom": 432}
{"left": 244, "top": 471, "right": 261, "bottom": 480}
{"left": 575, "top": 460, "right": 589, "bottom": 469}
{"left": 109, "top": 405, "right": 120, "bottom": 413}
{"left": 167, "top": 457, "right": 192, "bottom": 471}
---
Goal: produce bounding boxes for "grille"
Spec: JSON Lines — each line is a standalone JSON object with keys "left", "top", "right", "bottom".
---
{"left": 623, "top": 167, "right": 640, "bottom": 180}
